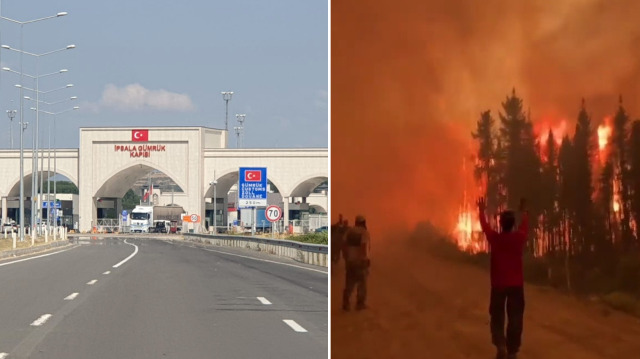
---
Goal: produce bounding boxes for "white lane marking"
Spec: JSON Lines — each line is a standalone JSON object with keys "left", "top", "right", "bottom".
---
{"left": 31, "top": 314, "right": 52, "bottom": 327}
{"left": 257, "top": 297, "right": 272, "bottom": 305}
{"left": 0, "top": 352, "right": 7, "bottom": 358}
{"left": 87, "top": 279, "right": 98, "bottom": 285}
{"left": 103, "top": 271, "right": 111, "bottom": 275}
{"left": 0, "top": 246, "right": 76, "bottom": 267}
{"left": 113, "top": 239, "right": 139, "bottom": 268}
{"left": 64, "top": 292, "right": 79, "bottom": 300}
{"left": 283, "top": 319, "right": 307, "bottom": 333}
{"left": 201, "top": 248, "right": 328, "bottom": 274}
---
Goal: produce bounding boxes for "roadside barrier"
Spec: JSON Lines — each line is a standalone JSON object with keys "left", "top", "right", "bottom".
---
{"left": 183, "top": 233, "right": 328, "bottom": 267}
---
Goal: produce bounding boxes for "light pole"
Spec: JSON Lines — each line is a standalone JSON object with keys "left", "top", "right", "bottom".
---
{"left": 4, "top": 63, "right": 72, "bottom": 235}
{"left": 18, "top": 119, "right": 29, "bottom": 242}
{"left": 211, "top": 171, "right": 217, "bottom": 234}
{"left": 234, "top": 126, "right": 242, "bottom": 149}
{"left": 27, "top": 96, "right": 77, "bottom": 228}
{"left": 6, "top": 109, "right": 15, "bottom": 148}
{"left": 221, "top": 91, "right": 233, "bottom": 132}
{"left": 32, "top": 106, "right": 79, "bottom": 232}
{"left": 0, "top": 11, "right": 68, "bottom": 239}
{"left": 235, "top": 114, "right": 246, "bottom": 148}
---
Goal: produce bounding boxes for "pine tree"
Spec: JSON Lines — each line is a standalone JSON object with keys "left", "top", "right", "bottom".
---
{"left": 611, "top": 97, "right": 634, "bottom": 249}
{"left": 472, "top": 110, "right": 500, "bottom": 215}
{"left": 628, "top": 120, "right": 640, "bottom": 243}
{"left": 572, "top": 100, "right": 594, "bottom": 257}
{"left": 599, "top": 160, "right": 616, "bottom": 245}
{"left": 558, "top": 135, "right": 574, "bottom": 290}
{"left": 542, "top": 129, "right": 559, "bottom": 254}
{"left": 498, "top": 88, "right": 528, "bottom": 210}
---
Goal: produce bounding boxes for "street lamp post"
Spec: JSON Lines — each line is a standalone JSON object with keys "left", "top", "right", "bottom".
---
{"left": 31, "top": 106, "right": 79, "bottom": 233}
{"left": 4, "top": 63, "right": 73, "bottom": 235}
{"left": 221, "top": 91, "right": 233, "bottom": 132}
{"left": 212, "top": 171, "right": 217, "bottom": 234}
{"left": 0, "top": 11, "right": 68, "bottom": 240}
{"left": 235, "top": 114, "right": 246, "bottom": 148}
{"left": 26, "top": 96, "right": 77, "bottom": 229}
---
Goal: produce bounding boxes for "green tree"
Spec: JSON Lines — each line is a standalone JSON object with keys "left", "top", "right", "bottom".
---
{"left": 46, "top": 181, "right": 78, "bottom": 194}
{"left": 122, "top": 189, "right": 141, "bottom": 211}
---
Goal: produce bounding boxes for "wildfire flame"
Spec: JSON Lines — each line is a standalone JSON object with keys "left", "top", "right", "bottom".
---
{"left": 537, "top": 119, "right": 567, "bottom": 147}
{"left": 453, "top": 207, "right": 486, "bottom": 253}
{"left": 597, "top": 117, "right": 612, "bottom": 165}
{"left": 536, "top": 119, "right": 567, "bottom": 163}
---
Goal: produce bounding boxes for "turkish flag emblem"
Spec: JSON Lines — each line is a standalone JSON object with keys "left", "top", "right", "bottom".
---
{"left": 245, "top": 170, "right": 261, "bottom": 182}
{"left": 132, "top": 129, "right": 148, "bottom": 142}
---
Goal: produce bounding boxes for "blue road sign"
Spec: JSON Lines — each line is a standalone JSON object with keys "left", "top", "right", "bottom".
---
{"left": 42, "top": 201, "right": 61, "bottom": 209}
{"left": 238, "top": 167, "right": 267, "bottom": 208}
{"left": 122, "top": 210, "right": 128, "bottom": 221}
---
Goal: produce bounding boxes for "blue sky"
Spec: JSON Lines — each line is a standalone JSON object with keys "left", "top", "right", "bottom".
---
{"left": 0, "top": 0, "right": 328, "bottom": 149}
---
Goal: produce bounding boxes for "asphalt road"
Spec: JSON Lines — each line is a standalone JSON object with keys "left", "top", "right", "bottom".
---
{"left": 0, "top": 237, "right": 327, "bottom": 359}
{"left": 331, "top": 239, "right": 640, "bottom": 359}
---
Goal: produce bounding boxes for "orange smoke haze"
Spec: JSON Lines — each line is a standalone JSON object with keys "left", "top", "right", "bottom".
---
{"left": 331, "top": 0, "right": 640, "bottom": 236}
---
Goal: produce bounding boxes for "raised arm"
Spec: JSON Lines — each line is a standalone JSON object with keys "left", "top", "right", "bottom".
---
{"left": 477, "top": 197, "right": 495, "bottom": 236}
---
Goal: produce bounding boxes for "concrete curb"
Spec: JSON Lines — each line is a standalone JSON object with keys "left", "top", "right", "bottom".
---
{"left": 0, "top": 240, "right": 72, "bottom": 260}
{"left": 183, "top": 234, "right": 328, "bottom": 267}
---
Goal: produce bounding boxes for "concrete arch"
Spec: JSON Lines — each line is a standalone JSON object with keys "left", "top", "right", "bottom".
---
{"left": 309, "top": 204, "right": 327, "bottom": 214}
{"left": 204, "top": 167, "right": 284, "bottom": 198}
{"left": 5, "top": 168, "right": 79, "bottom": 197}
{"left": 94, "top": 162, "right": 186, "bottom": 198}
{"left": 287, "top": 173, "right": 328, "bottom": 198}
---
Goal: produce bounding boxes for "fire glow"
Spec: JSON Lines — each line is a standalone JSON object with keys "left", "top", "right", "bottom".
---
{"left": 452, "top": 117, "right": 619, "bottom": 251}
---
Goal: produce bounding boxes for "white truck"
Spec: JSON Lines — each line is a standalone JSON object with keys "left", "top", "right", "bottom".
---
{"left": 130, "top": 205, "right": 154, "bottom": 233}
{"left": 130, "top": 205, "right": 186, "bottom": 233}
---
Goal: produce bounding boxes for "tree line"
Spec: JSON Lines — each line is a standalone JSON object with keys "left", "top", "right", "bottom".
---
{"left": 472, "top": 89, "right": 640, "bottom": 296}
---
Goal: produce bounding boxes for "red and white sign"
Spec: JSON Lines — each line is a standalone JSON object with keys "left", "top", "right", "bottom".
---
{"left": 132, "top": 129, "right": 148, "bottom": 142}
{"left": 245, "top": 170, "right": 262, "bottom": 182}
{"left": 265, "top": 205, "right": 282, "bottom": 222}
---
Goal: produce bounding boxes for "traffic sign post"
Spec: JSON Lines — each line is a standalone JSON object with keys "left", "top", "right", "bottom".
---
{"left": 238, "top": 167, "right": 268, "bottom": 208}
{"left": 265, "top": 205, "right": 282, "bottom": 238}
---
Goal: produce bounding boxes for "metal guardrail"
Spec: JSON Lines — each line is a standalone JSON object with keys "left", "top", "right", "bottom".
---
{"left": 185, "top": 233, "right": 328, "bottom": 254}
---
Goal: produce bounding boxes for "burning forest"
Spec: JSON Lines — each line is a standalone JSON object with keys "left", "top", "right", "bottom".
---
{"left": 452, "top": 89, "right": 640, "bottom": 291}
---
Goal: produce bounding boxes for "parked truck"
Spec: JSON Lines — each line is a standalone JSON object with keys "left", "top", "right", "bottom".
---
{"left": 130, "top": 205, "right": 186, "bottom": 233}
{"left": 239, "top": 207, "right": 271, "bottom": 233}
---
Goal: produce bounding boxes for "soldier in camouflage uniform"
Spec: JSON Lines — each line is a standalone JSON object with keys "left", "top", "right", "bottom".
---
{"left": 342, "top": 215, "right": 370, "bottom": 311}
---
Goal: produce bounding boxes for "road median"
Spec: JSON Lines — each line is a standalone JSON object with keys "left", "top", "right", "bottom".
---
{"left": 0, "top": 238, "right": 72, "bottom": 260}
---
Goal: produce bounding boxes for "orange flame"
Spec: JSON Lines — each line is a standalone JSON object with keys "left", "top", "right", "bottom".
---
{"left": 536, "top": 119, "right": 567, "bottom": 148}
{"left": 597, "top": 117, "right": 612, "bottom": 165}
{"left": 453, "top": 208, "right": 486, "bottom": 253}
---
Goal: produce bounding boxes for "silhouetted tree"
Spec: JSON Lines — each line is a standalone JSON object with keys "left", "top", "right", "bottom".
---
{"left": 472, "top": 110, "right": 500, "bottom": 215}
{"left": 571, "top": 100, "right": 595, "bottom": 258}
{"left": 611, "top": 97, "right": 634, "bottom": 249}
{"left": 629, "top": 120, "right": 640, "bottom": 243}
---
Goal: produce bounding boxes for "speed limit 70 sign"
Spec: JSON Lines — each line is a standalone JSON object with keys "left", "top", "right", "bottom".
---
{"left": 265, "top": 205, "right": 283, "bottom": 222}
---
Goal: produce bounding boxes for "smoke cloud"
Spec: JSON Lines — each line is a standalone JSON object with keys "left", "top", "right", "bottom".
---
{"left": 331, "top": 0, "right": 640, "bottom": 236}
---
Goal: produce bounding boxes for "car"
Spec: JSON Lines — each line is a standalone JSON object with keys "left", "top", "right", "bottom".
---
{"left": 150, "top": 221, "right": 168, "bottom": 233}
{"left": 2, "top": 222, "right": 17, "bottom": 233}
{"left": 315, "top": 226, "right": 328, "bottom": 233}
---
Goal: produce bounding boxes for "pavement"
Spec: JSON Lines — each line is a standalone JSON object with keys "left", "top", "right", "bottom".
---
{"left": 331, "top": 239, "right": 640, "bottom": 359}
{"left": 0, "top": 237, "right": 327, "bottom": 359}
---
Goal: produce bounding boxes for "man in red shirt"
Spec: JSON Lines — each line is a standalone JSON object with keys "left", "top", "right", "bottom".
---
{"left": 477, "top": 197, "right": 529, "bottom": 359}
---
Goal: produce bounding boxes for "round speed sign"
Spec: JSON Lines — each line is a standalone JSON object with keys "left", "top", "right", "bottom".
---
{"left": 265, "top": 205, "right": 282, "bottom": 222}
